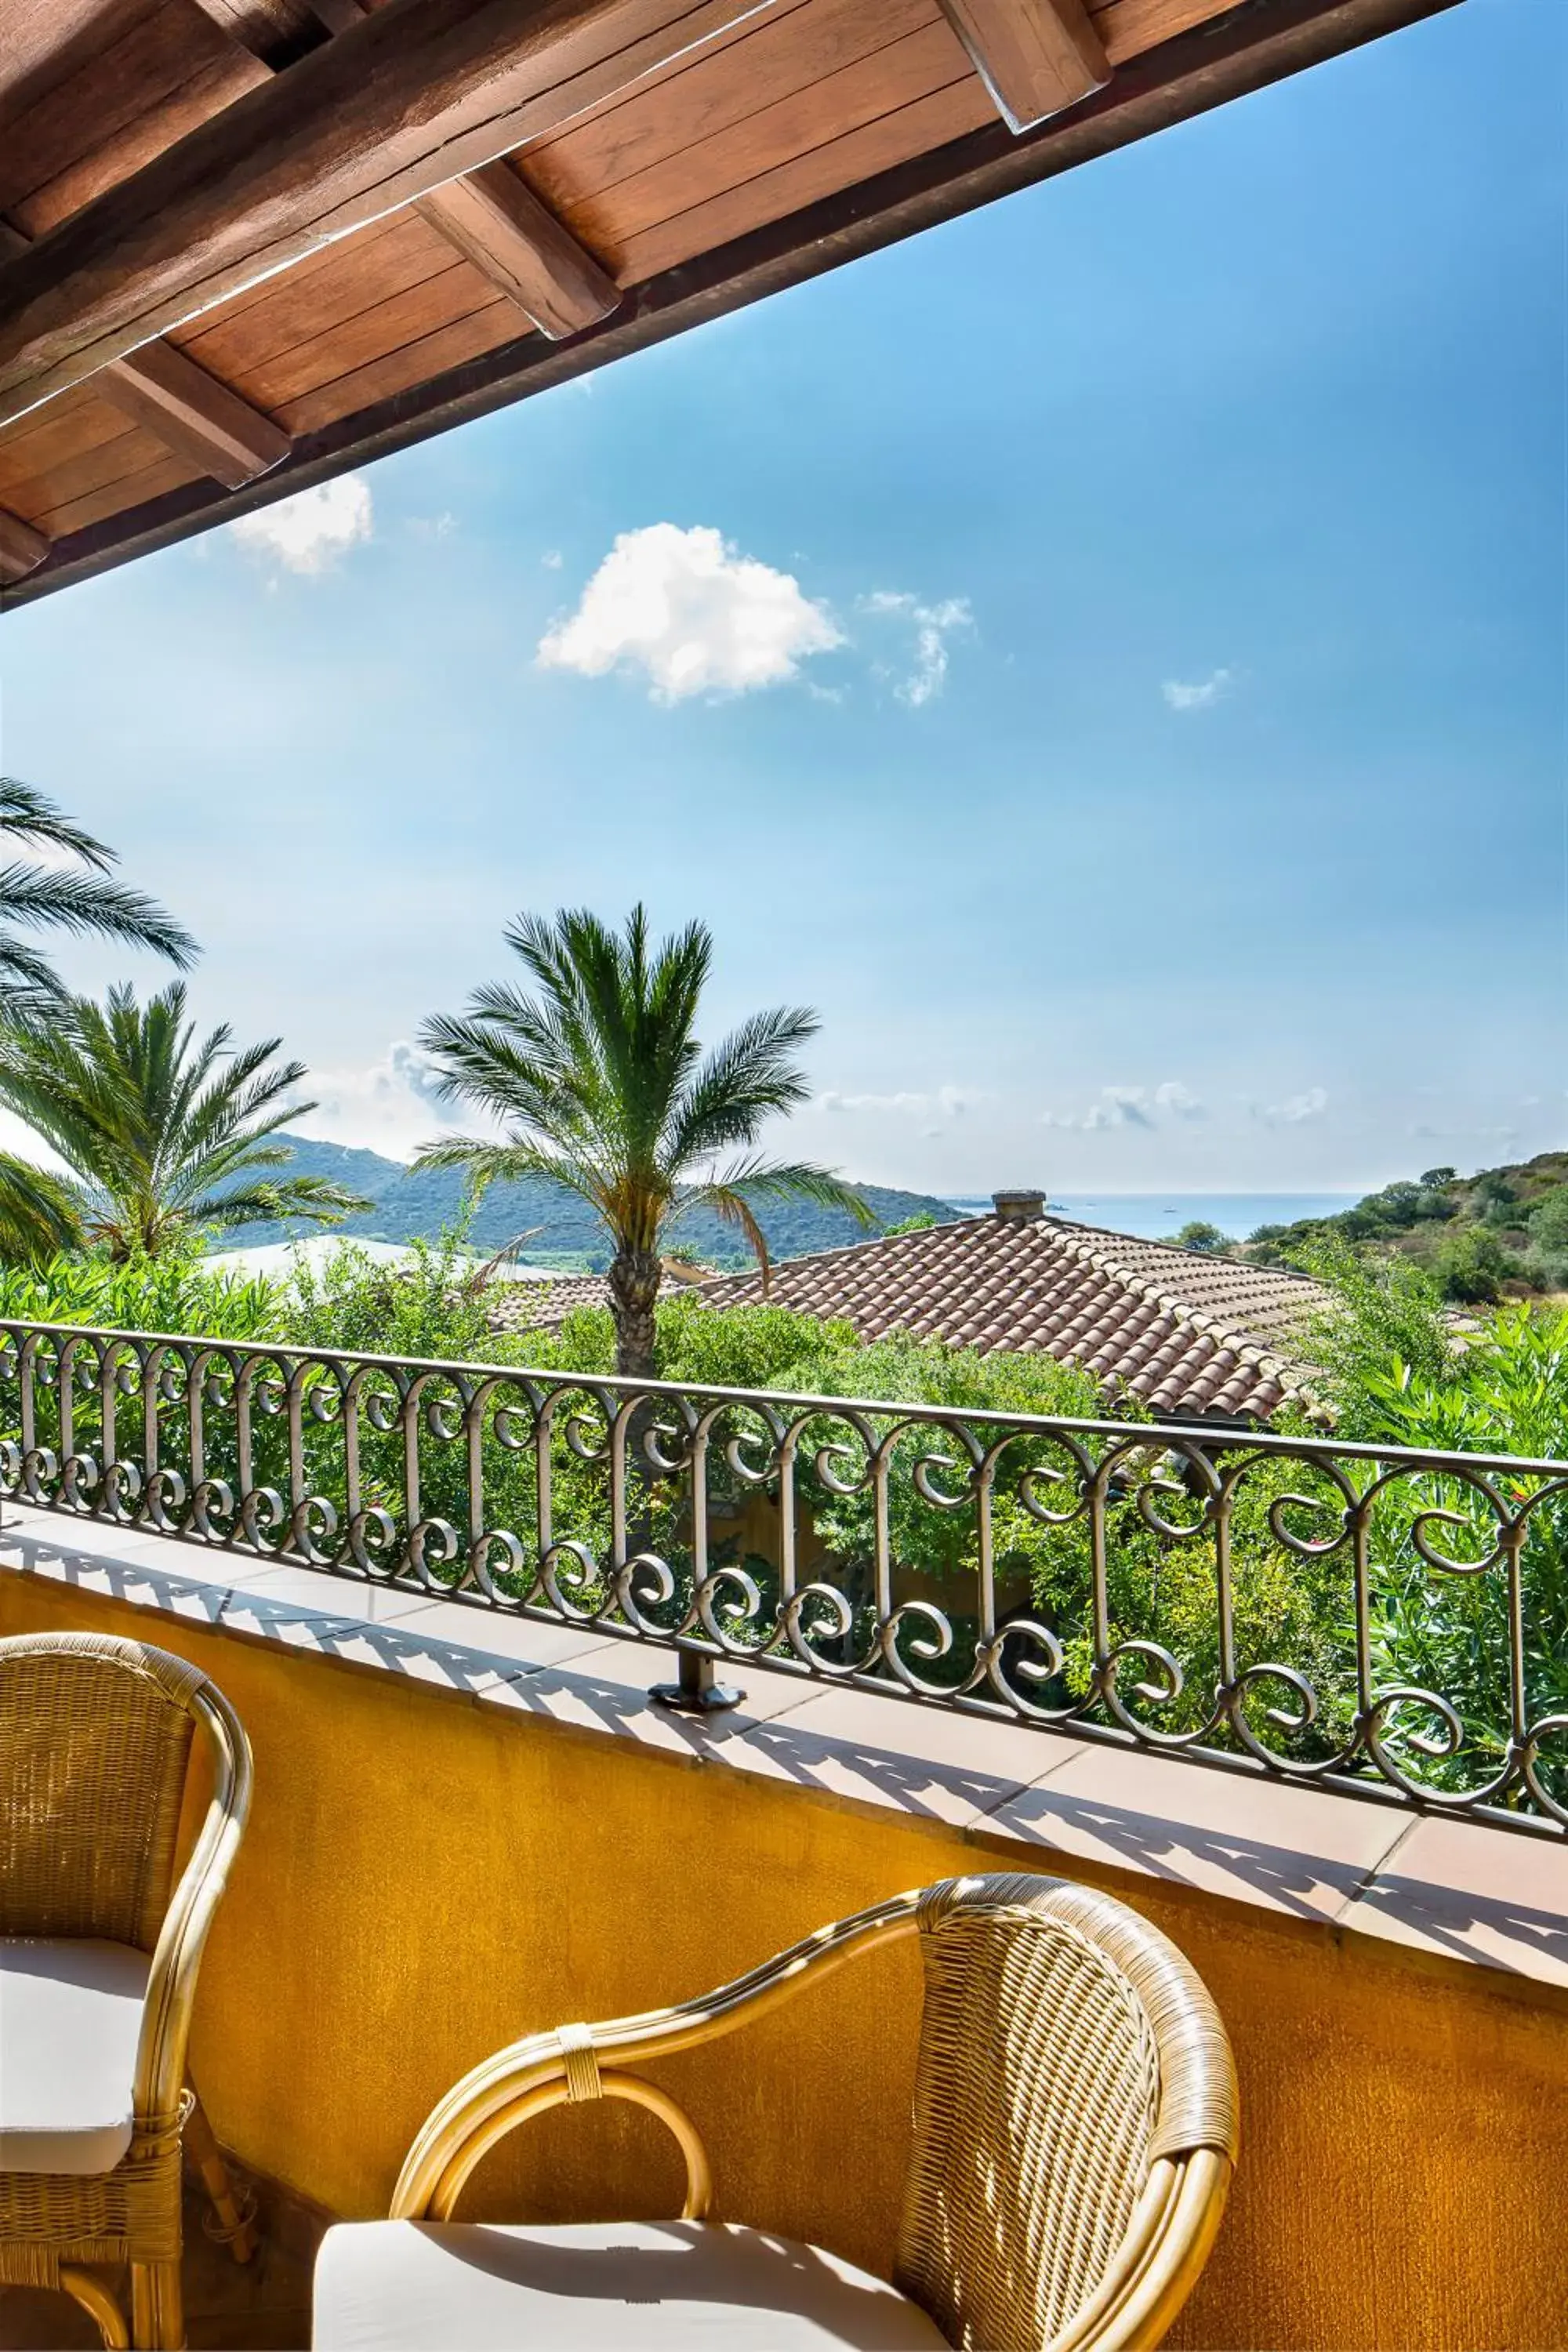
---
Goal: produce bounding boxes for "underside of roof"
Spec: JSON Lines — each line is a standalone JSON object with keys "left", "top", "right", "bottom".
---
{"left": 0, "top": 0, "right": 1455, "bottom": 605}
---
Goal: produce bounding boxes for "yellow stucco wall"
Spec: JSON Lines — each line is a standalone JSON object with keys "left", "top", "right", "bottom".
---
{"left": 4, "top": 1569, "right": 1565, "bottom": 2350}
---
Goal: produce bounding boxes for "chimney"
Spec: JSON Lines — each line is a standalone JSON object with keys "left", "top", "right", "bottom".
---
{"left": 992, "top": 1189, "right": 1046, "bottom": 1225}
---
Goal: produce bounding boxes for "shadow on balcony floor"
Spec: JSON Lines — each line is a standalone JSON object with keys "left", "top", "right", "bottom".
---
{"left": 0, "top": 2176, "right": 314, "bottom": 2349}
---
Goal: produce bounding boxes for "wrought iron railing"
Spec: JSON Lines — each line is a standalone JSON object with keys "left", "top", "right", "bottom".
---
{"left": 1, "top": 1318, "right": 1565, "bottom": 1835}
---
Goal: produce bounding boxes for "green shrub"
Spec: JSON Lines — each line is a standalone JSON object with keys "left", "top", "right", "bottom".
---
{"left": 0, "top": 1244, "right": 281, "bottom": 1341}
{"left": 1432, "top": 1225, "right": 1518, "bottom": 1303}
{"left": 1528, "top": 1186, "right": 1568, "bottom": 1255}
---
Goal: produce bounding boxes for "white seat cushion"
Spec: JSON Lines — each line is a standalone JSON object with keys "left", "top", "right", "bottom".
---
{"left": 0, "top": 1939, "right": 149, "bottom": 2176}
{"left": 314, "top": 2219, "right": 949, "bottom": 2350}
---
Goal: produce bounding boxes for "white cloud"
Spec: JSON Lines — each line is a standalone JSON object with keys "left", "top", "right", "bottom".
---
{"left": 541, "top": 549, "right": 563, "bottom": 569}
{"left": 1254, "top": 1086, "right": 1329, "bottom": 1126}
{"left": 1162, "top": 666, "right": 1233, "bottom": 713}
{"left": 290, "top": 1040, "right": 485, "bottom": 1161}
{"left": 230, "top": 474, "right": 374, "bottom": 574}
{"left": 537, "top": 524, "right": 843, "bottom": 702}
{"left": 1152, "top": 1080, "right": 1206, "bottom": 1120}
{"left": 407, "top": 511, "right": 457, "bottom": 542}
{"left": 1042, "top": 1081, "right": 1204, "bottom": 1131}
{"left": 862, "top": 591, "right": 974, "bottom": 706}
{"left": 820, "top": 1086, "right": 971, "bottom": 1118}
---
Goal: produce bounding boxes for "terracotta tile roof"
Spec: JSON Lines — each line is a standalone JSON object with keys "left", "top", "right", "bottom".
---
{"left": 485, "top": 1272, "right": 687, "bottom": 1334}
{"left": 698, "top": 1212, "right": 1327, "bottom": 1422}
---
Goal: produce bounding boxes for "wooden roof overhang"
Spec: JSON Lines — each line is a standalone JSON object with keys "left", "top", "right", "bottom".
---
{"left": 0, "top": 0, "right": 1458, "bottom": 607}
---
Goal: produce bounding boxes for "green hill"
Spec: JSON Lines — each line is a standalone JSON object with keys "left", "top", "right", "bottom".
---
{"left": 1242, "top": 1149, "right": 1568, "bottom": 1304}
{"left": 219, "top": 1134, "right": 961, "bottom": 1271}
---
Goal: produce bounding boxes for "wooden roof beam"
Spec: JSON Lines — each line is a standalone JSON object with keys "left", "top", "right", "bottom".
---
{"left": 0, "top": 506, "right": 49, "bottom": 585}
{"left": 0, "top": 220, "right": 289, "bottom": 487}
{"left": 96, "top": 340, "right": 292, "bottom": 487}
{"left": 183, "top": 0, "right": 336, "bottom": 71}
{"left": 198, "top": 0, "right": 620, "bottom": 339}
{"left": 416, "top": 165, "right": 619, "bottom": 339}
{"left": 938, "top": 0, "right": 1109, "bottom": 131}
{"left": 0, "top": 0, "right": 768, "bottom": 425}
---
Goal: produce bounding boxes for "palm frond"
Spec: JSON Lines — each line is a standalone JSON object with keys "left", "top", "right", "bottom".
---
{"left": 686, "top": 1182, "right": 775, "bottom": 1296}
{"left": 0, "top": 983, "right": 351, "bottom": 1258}
{"left": 188, "top": 1176, "right": 370, "bottom": 1233}
{"left": 0, "top": 1153, "right": 85, "bottom": 1265}
{"left": 419, "top": 907, "right": 840, "bottom": 1345}
{"left": 706, "top": 1157, "right": 875, "bottom": 1225}
{"left": 663, "top": 1004, "right": 822, "bottom": 1165}
{"left": 0, "top": 866, "right": 197, "bottom": 965}
{"left": 0, "top": 778, "right": 115, "bottom": 873}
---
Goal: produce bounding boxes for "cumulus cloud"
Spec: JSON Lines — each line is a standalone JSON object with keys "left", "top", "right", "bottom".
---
{"left": 230, "top": 474, "right": 374, "bottom": 574}
{"left": 289, "top": 1041, "right": 483, "bottom": 1160}
{"left": 537, "top": 524, "right": 843, "bottom": 702}
{"left": 1042, "top": 1081, "right": 1205, "bottom": 1131}
{"left": 861, "top": 592, "right": 974, "bottom": 706}
{"left": 1162, "top": 667, "right": 1232, "bottom": 713}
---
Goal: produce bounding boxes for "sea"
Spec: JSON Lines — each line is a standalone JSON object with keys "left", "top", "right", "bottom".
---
{"left": 944, "top": 1193, "right": 1357, "bottom": 1243}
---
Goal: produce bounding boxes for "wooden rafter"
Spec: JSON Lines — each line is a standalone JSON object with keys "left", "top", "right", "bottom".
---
{"left": 95, "top": 341, "right": 292, "bottom": 488}
{"left": 195, "top": 0, "right": 620, "bottom": 339}
{"left": 0, "top": 219, "right": 290, "bottom": 488}
{"left": 183, "top": 0, "right": 333, "bottom": 71}
{"left": 0, "top": 0, "right": 769, "bottom": 425}
{"left": 938, "top": 0, "right": 1109, "bottom": 131}
{"left": 0, "top": 505, "right": 49, "bottom": 586}
{"left": 416, "top": 166, "right": 619, "bottom": 339}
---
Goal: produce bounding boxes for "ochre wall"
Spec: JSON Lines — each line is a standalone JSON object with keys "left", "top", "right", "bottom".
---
{"left": 5, "top": 1570, "right": 1565, "bottom": 2351}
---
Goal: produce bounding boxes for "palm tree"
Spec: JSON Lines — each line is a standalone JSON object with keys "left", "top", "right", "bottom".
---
{"left": 0, "top": 776, "right": 196, "bottom": 1019}
{"left": 0, "top": 983, "right": 369, "bottom": 1261}
{"left": 416, "top": 906, "right": 871, "bottom": 1377}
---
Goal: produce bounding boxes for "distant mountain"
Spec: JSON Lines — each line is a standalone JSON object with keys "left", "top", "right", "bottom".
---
{"left": 220, "top": 1134, "right": 963, "bottom": 1269}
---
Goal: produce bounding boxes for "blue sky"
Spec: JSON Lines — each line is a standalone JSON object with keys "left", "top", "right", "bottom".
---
{"left": 0, "top": 0, "right": 1562, "bottom": 1198}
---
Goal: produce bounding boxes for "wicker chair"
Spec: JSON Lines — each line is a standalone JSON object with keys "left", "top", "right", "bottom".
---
{"left": 314, "top": 1871, "right": 1239, "bottom": 2351}
{"left": 0, "top": 1630, "right": 254, "bottom": 2351}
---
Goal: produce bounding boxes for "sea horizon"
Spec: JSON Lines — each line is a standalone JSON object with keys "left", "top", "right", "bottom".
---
{"left": 944, "top": 1192, "right": 1358, "bottom": 1243}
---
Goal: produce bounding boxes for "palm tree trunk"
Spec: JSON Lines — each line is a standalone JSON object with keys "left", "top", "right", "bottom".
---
{"left": 608, "top": 1247, "right": 661, "bottom": 1381}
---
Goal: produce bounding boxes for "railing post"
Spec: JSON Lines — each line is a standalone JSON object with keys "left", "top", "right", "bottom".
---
{"left": 651, "top": 1647, "right": 744, "bottom": 1715}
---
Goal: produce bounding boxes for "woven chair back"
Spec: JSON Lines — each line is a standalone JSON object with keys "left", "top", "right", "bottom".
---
{"left": 895, "top": 1876, "right": 1183, "bottom": 2352}
{"left": 0, "top": 1632, "right": 205, "bottom": 1950}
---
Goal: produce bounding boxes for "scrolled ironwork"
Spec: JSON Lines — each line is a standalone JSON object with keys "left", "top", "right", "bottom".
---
{"left": 1, "top": 1315, "right": 1566, "bottom": 1837}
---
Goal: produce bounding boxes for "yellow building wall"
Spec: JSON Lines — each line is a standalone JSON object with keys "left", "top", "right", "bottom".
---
{"left": 4, "top": 1569, "right": 1564, "bottom": 2351}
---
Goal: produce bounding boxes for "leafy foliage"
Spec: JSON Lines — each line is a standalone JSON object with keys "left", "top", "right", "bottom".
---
{"left": 1245, "top": 1148, "right": 1568, "bottom": 1301}
{"left": 1431, "top": 1225, "right": 1517, "bottom": 1304}
{"left": 1172, "top": 1220, "right": 1228, "bottom": 1254}
{"left": 0, "top": 1243, "right": 279, "bottom": 1341}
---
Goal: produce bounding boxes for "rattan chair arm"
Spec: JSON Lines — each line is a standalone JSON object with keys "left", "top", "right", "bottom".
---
{"left": 390, "top": 1890, "right": 924, "bottom": 2222}
{"left": 133, "top": 1679, "right": 253, "bottom": 2125}
{"left": 1073, "top": 2150, "right": 1232, "bottom": 2352}
{"left": 426, "top": 2070, "right": 717, "bottom": 2225}
{"left": 1043, "top": 2151, "right": 1232, "bottom": 2352}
